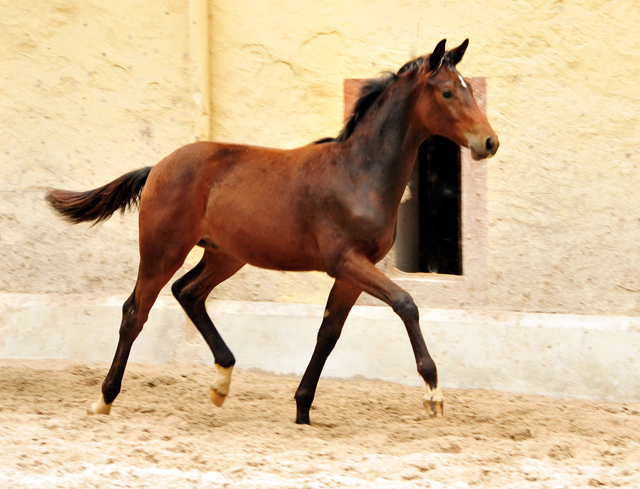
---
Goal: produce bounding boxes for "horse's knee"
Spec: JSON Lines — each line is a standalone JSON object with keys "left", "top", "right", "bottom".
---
{"left": 119, "top": 318, "right": 143, "bottom": 340}
{"left": 317, "top": 324, "right": 342, "bottom": 348}
{"left": 391, "top": 291, "right": 419, "bottom": 323}
{"left": 122, "top": 293, "right": 136, "bottom": 316}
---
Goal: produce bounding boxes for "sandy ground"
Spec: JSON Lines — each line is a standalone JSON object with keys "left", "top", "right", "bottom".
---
{"left": 1, "top": 360, "right": 640, "bottom": 488}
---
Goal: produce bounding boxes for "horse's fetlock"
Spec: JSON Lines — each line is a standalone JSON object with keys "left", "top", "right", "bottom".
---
{"left": 417, "top": 359, "right": 438, "bottom": 385}
{"left": 102, "top": 384, "right": 121, "bottom": 406}
{"left": 294, "top": 387, "right": 313, "bottom": 407}
{"left": 217, "top": 352, "right": 235, "bottom": 370}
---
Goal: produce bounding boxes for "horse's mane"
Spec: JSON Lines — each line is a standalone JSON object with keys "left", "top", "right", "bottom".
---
{"left": 314, "top": 54, "right": 434, "bottom": 145}
{"left": 333, "top": 74, "right": 396, "bottom": 143}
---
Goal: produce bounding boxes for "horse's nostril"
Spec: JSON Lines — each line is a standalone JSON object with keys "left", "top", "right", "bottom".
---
{"left": 485, "top": 137, "right": 495, "bottom": 152}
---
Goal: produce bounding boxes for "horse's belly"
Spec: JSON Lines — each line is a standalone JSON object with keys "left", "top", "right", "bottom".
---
{"left": 226, "top": 237, "right": 324, "bottom": 272}
{"left": 207, "top": 219, "right": 325, "bottom": 272}
{"left": 246, "top": 249, "right": 324, "bottom": 272}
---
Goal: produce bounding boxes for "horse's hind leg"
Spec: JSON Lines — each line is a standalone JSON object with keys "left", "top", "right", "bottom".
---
{"left": 294, "top": 280, "right": 361, "bottom": 424}
{"left": 89, "top": 246, "right": 192, "bottom": 415}
{"left": 171, "top": 249, "right": 245, "bottom": 407}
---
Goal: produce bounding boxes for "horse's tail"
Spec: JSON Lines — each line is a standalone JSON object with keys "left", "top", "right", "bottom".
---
{"left": 45, "top": 167, "right": 152, "bottom": 225}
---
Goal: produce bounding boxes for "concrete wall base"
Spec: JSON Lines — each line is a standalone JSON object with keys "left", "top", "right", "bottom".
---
{"left": 1, "top": 294, "right": 639, "bottom": 402}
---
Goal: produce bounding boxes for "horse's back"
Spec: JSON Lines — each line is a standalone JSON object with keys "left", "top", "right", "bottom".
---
{"left": 139, "top": 141, "right": 331, "bottom": 272}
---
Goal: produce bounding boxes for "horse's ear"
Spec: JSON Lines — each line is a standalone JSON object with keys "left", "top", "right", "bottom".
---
{"left": 448, "top": 39, "right": 469, "bottom": 65}
{"left": 428, "top": 39, "right": 446, "bottom": 71}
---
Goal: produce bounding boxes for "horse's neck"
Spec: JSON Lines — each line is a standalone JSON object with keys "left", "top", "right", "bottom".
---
{"left": 347, "top": 81, "right": 425, "bottom": 207}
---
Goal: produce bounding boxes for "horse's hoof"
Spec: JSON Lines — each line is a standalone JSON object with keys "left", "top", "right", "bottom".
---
{"left": 209, "top": 364, "right": 233, "bottom": 407}
{"left": 209, "top": 387, "right": 227, "bottom": 407}
{"left": 423, "top": 384, "right": 444, "bottom": 418}
{"left": 87, "top": 395, "right": 112, "bottom": 415}
{"left": 425, "top": 399, "right": 444, "bottom": 418}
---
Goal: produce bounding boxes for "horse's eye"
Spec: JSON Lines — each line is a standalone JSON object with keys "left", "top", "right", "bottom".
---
{"left": 442, "top": 90, "right": 454, "bottom": 99}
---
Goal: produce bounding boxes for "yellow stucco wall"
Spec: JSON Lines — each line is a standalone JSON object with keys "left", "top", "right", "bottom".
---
{"left": 0, "top": 0, "right": 192, "bottom": 293}
{"left": 1, "top": 0, "right": 640, "bottom": 316}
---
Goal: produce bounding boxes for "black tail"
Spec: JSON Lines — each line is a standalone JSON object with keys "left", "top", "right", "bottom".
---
{"left": 45, "top": 167, "right": 152, "bottom": 225}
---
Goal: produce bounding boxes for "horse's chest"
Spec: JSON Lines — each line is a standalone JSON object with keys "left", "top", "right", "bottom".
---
{"left": 337, "top": 202, "right": 395, "bottom": 261}
{"left": 342, "top": 200, "right": 392, "bottom": 239}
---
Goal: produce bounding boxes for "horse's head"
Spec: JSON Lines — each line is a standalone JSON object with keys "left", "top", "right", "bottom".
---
{"left": 410, "top": 39, "right": 499, "bottom": 160}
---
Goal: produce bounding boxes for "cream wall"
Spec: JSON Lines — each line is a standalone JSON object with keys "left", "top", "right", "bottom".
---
{"left": 0, "top": 0, "right": 192, "bottom": 294}
{"left": 1, "top": 1, "right": 639, "bottom": 317}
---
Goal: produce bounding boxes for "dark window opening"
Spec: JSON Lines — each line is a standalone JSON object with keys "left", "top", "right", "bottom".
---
{"left": 396, "top": 136, "right": 462, "bottom": 275}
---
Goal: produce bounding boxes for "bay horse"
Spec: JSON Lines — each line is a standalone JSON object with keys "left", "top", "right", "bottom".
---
{"left": 46, "top": 39, "right": 498, "bottom": 425}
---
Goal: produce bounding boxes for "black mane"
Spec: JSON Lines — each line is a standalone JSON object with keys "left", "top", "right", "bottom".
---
{"left": 334, "top": 73, "right": 397, "bottom": 143}
{"left": 314, "top": 54, "right": 436, "bottom": 145}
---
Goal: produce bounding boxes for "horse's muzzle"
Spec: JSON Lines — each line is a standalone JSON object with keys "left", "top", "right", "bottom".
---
{"left": 468, "top": 134, "right": 499, "bottom": 160}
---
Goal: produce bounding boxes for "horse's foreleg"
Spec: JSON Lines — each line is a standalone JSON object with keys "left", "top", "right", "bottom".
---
{"left": 294, "top": 280, "right": 361, "bottom": 424}
{"left": 331, "top": 251, "right": 443, "bottom": 418}
{"left": 172, "top": 249, "right": 245, "bottom": 407}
